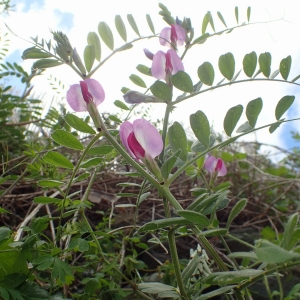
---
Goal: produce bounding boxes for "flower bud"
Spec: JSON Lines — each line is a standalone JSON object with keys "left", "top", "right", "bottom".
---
{"left": 123, "top": 91, "right": 163, "bottom": 104}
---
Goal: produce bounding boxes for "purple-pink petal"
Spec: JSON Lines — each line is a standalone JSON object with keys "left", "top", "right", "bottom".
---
{"left": 151, "top": 50, "right": 184, "bottom": 80}
{"left": 172, "top": 24, "right": 186, "bottom": 46}
{"left": 128, "top": 132, "right": 145, "bottom": 159}
{"left": 143, "top": 48, "right": 154, "bottom": 60}
{"left": 204, "top": 156, "right": 217, "bottom": 174}
{"left": 66, "top": 78, "right": 105, "bottom": 112}
{"left": 204, "top": 156, "right": 227, "bottom": 177}
{"left": 167, "top": 49, "right": 184, "bottom": 74}
{"left": 151, "top": 51, "right": 167, "bottom": 80}
{"left": 132, "top": 119, "right": 163, "bottom": 160}
{"left": 159, "top": 27, "right": 172, "bottom": 47}
{"left": 217, "top": 160, "right": 227, "bottom": 176}
{"left": 159, "top": 25, "right": 186, "bottom": 48}
{"left": 80, "top": 81, "right": 93, "bottom": 103}
{"left": 119, "top": 121, "right": 135, "bottom": 159}
{"left": 83, "top": 78, "right": 105, "bottom": 107}
{"left": 66, "top": 84, "right": 87, "bottom": 112}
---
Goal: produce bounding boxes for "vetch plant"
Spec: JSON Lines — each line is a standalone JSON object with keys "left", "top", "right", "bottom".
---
{"left": 2, "top": 2, "right": 300, "bottom": 300}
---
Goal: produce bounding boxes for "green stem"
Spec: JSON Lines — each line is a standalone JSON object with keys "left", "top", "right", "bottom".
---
{"left": 220, "top": 236, "right": 239, "bottom": 270}
{"left": 168, "top": 230, "right": 190, "bottom": 300}
{"left": 192, "top": 226, "right": 228, "bottom": 271}
{"left": 172, "top": 78, "right": 300, "bottom": 106}
{"left": 276, "top": 267, "right": 284, "bottom": 300}
{"left": 263, "top": 275, "right": 272, "bottom": 299}
{"left": 226, "top": 234, "right": 256, "bottom": 250}
{"left": 57, "top": 132, "right": 103, "bottom": 232}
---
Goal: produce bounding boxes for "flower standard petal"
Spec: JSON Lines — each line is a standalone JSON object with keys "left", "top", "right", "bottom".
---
{"left": 172, "top": 24, "right": 186, "bottom": 46}
{"left": 119, "top": 121, "right": 136, "bottom": 159}
{"left": 216, "top": 159, "right": 227, "bottom": 176}
{"left": 204, "top": 156, "right": 227, "bottom": 177}
{"left": 204, "top": 156, "right": 217, "bottom": 174}
{"left": 84, "top": 78, "right": 105, "bottom": 107}
{"left": 132, "top": 119, "right": 163, "bottom": 159}
{"left": 66, "top": 84, "right": 87, "bottom": 112}
{"left": 66, "top": 78, "right": 105, "bottom": 112}
{"left": 159, "top": 27, "right": 171, "bottom": 47}
{"left": 151, "top": 51, "right": 167, "bottom": 80}
{"left": 159, "top": 25, "right": 186, "bottom": 48}
{"left": 168, "top": 49, "right": 184, "bottom": 74}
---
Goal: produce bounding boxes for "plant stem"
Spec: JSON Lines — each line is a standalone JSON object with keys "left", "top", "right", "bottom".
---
{"left": 57, "top": 132, "right": 103, "bottom": 234}
{"left": 168, "top": 229, "right": 190, "bottom": 300}
{"left": 172, "top": 78, "right": 300, "bottom": 106}
{"left": 226, "top": 234, "right": 256, "bottom": 250}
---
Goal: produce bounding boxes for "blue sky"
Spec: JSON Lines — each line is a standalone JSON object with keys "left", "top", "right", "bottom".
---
{"left": 3, "top": 0, "right": 300, "bottom": 155}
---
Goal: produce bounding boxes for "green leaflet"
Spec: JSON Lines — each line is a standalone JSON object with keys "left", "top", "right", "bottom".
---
{"left": 190, "top": 110, "right": 210, "bottom": 148}
{"left": 84, "top": 45, "right": 95, "bottom": 72}
{"left": 223, "top": 105, "right": 243, "bottom": 137}
{"left": 115, "top": 15, "right": 127, "bottom": 42}
{"left": 87, "top": 32, "right": 101, "bottom": 61}
{"left": 275, "top": 95, "right": 294, "bottom": 120}
{"left": 127, "top": 14, "right": 140, "bottom": 36}
{"left": 280, "top": 55, "right": 292, "bottom": 80}
{"left": 171, "top": 71, "right": 193, "bottom": 93}
{"left": 114, "top": 100, "right": 130, "bottom": 110}
{"left": 259, "top": 52, "right": 271, "bottom": 77}
{"left": 218, "top": 52, "right": 235, "bottom": 81}
{"left": 43, "top": 151, "right": 74, "bottom": 169}
{"left": 217, "top": 11, "right": 227, "bottom": 28}
{"left": 246, "top": 98, "right": 263, "bottom": 128}
{"left": 98, "top": 22, "right": 114, "bottom": 50}
{"left": 22, "top": 47, "right": 52, "bottom": 59}
{"left": 129, "top": 74, "right": 147, "bottom": 88}
{"left": 235, "top": 6, "right": 239, "bottom": 24}
{"left": 146, "top": 14, "right": 155, "bottom": 34}
{"left": 51, "top": 130, "right": 84, "bottom": 150}
{"left": 150, "top": 81, "right": 172, "bottom": 101}
{"left": 168, "top": 122, "right": 188, "bottom": 161}
{"left": 198, "top": 62, "right": 214, "bottom": 86}
{"left": 32, "top": 59, "right": 63, "bottom": 69}
{"left": 226, "top": 198, "right": 247, "bottom": 229}
{"left": 243, "top": 51, "right": 257, "bottom": 78}
{"left": 64, "top": 113, "right": 96, "bottom": 134}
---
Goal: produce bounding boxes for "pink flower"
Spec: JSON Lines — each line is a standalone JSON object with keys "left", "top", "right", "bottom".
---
{"left": 204, "top": 156, "right": 227, "bottom": 177}
{"left": 120, "top": 119, "right": 163, "bottom": 162}
{"left": 159, "top": 24, "right": 186, "bottom": 49}
{"left": 151, "top": 49, "right": 184, "bottom": 81}
{"left": 66, "top": 78, "right": 105, "bottom": 112}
